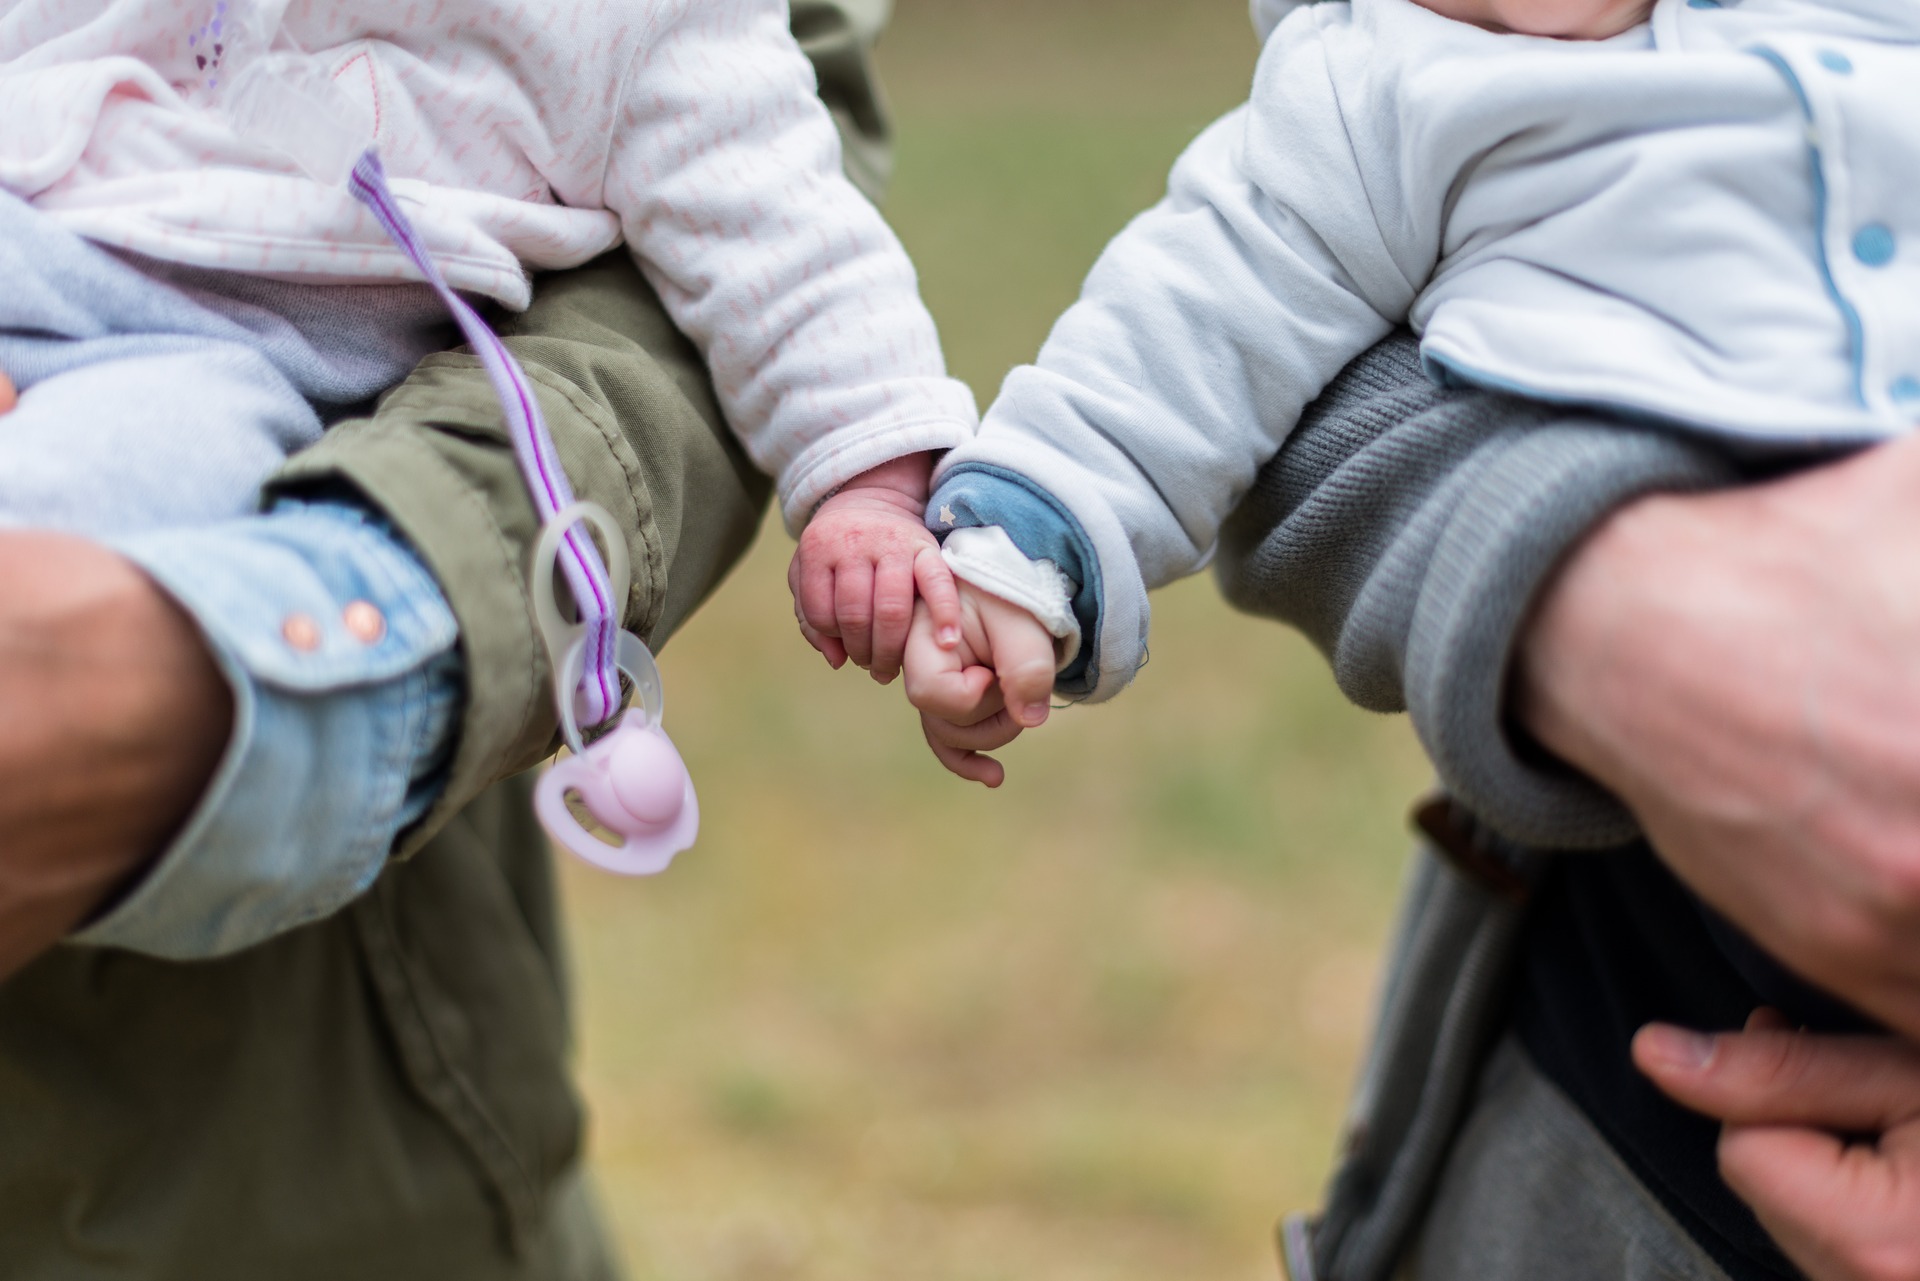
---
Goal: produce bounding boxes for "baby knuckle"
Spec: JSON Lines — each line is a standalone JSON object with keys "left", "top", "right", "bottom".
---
{"left": 1010, "top": 656, "right": 1056, "bottom": 687}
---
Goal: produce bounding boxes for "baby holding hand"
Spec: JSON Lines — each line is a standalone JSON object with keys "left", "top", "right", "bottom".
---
{"left": 893, "top": 0, "right": 1920, "bottom": 780}
{"left": 0, "top": 0, "right": 972, "bottom": 950}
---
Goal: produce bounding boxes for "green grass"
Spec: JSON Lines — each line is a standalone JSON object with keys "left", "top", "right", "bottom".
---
{"left": 563, "top": 3, "right": 1435, "bottom": 1278}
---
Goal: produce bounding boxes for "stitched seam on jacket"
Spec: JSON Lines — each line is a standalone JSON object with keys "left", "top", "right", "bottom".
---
{"left": 350, "top": 890, "right": 542, "bottom": 1251}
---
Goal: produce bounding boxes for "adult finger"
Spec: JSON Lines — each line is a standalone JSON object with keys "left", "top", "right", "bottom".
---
{"left": 835, "top": 560, "right": 876, "bottom": 669}
{"left": 978, "top": 594, "right": 1058, "bottom": 728}
{"left": 914, "top": 546, "right": 963, "bottom": 650}
{"left": 923, "top": 714, "right": 1005, "bottom": 788}
{"left": 0, "top": 371, "right": 15, "bottom": 415}
{"left": 1717, "top": 1123, "right": 1920, "bottom": 1281}
{"left": 1634, "top": 1022, "right": 1920, "bottom": 1132}
{"left": 867, "top": 554, "right": 917, "bottom": 685}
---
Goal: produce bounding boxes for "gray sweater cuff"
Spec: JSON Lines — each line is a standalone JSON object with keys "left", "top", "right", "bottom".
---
{"left": 1406, "top": 420, "right": 1740, "bottom": 850}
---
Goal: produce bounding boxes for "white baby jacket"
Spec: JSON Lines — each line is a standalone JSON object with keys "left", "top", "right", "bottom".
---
{"left": 0, "top": 0, "right": 976, "bottom": 529}
{"left": 939, "top": 0, "right": 1920, "bottom": 701}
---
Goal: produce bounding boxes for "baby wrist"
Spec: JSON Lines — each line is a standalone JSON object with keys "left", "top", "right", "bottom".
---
{"left": 842, "top": 451, "right": 936, "bottom": 503}
{"left": 940, "top": 525, "right": 1082, "bottom": 670}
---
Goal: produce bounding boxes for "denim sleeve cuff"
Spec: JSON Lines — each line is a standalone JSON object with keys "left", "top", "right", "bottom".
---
{"left": 928, "top": 464, "right": 1105, "bottom": 697}
{"left": 71, "top": 501, "right": 463, "bottom": 959}
{"left": 941, "top": 525, "right": 1083, "bottom": 669}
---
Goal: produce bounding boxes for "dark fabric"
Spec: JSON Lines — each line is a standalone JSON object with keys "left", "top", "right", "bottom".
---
{"left": 1214, "top": 333, "right": 1862, "bottom": 1277}
{"left": 0, "top": 777, "right": 614, "bottom": 1281}
{"left": 1517, "top": 850, "right": 1876, "bottom": 1281}
{"left": 1407, "top": 1035, "right": 1734, "bottom": 1281}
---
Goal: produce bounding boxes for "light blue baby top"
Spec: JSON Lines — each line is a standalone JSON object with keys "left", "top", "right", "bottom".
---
{"left": 935, "top": 0, "right": 1920, "bottom": 703}
{"left": 0, "top": 189, "right": 464, "bottom": 959}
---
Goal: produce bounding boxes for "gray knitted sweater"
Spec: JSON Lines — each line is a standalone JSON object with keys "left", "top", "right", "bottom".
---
{"left": 1215, "top": 331, "right": 1746, "bottom": 852}
{"left": 1215, "top": 332, "right": 1808, "bottom": 1281}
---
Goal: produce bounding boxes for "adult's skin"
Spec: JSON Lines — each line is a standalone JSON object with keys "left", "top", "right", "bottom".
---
{"left": 0, "top": 371, "right": 231, "bottom": 979}
{"left": 13, "top": 373, "right": 1920, "bottom": 1131}
{"left": 0, "top": 528, "right": 230, "bottom": 978}
{"left": 1636, "top": 1013, "right": 1920, "bottom": 1281}
{"left": 1517, "top": 428, "right": 1920, "bottom": 1042}
{"left": 920, "top": 382, "right": 1920, "bottom": 1042}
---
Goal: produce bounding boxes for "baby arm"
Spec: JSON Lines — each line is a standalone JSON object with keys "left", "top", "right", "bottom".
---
{"left": 928, "top": 65, "right": 1421, "bottom": 704}
{"left": 601, "top": 0, "right": 976, "bottom": 535}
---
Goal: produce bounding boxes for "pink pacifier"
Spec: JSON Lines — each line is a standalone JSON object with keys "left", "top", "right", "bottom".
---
{"left": 530, "top": 503, "right": 701, "bottom": 875}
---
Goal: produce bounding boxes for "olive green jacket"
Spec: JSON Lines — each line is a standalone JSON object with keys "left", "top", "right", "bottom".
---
{"left": 0, "top": 8, "right": 889, "bottom": 1278}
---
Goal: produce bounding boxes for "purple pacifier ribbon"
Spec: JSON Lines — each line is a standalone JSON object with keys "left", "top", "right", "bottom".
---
{"left": 348, "top": 151, "right": 622, "bottom": 726}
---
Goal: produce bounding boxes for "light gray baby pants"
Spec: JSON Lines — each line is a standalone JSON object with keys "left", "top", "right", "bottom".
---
{"left": 0, "top": 190, "right": 454, "bottom": 536}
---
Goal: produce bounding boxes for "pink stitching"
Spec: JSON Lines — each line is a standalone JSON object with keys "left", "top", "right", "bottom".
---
{"left": 332, "top": 50, "right": 383, "bottom": 140}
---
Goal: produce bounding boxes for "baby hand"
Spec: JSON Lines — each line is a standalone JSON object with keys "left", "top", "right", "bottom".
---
{"left": 790, "top": 453, "right": 961, "bottom": 684}
{"left": 902, "top": 578, "right": 1058, "bottom": 787}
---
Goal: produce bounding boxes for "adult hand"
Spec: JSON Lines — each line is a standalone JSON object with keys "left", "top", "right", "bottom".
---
{"left": 1635, "top": 1011, "right": 1920, "bottom": 1281}
{"left": 1516, "top": 430, "right": 1920, "bottom": 1041}
{"left": 0, "top": 531, "right": 232, "bottom": 979}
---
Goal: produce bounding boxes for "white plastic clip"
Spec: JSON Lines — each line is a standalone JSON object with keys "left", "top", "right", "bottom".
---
{"left": 530, "top": 503, "right": 699, "bottom": 875}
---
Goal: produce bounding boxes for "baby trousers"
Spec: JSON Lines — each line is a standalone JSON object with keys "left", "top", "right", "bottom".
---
{"left": 0, "top": 190, "right": 452, "bottom": 537}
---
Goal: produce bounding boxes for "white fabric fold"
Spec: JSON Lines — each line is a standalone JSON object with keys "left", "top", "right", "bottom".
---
{"left": 941, "top": 525, "right": 1082, "bottom": 671}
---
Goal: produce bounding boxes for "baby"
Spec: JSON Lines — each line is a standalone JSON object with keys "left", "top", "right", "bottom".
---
{"left": 902, "top": 0, "right": 1920, "bottom": 781}
{"left": 0, "top": 0, "right": 972, "bottom": 671}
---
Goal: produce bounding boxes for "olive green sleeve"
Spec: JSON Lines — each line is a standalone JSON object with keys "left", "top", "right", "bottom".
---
{"left": 792, "top": 0, "right": 896, "bottom": 203}
{"left": 264, "top": 5, "right": 892, "bottom": 855}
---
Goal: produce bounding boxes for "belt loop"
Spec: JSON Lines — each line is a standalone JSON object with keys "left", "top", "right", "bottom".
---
{"left": 1411, "top": 792, "right": 1533, "bottom": 904}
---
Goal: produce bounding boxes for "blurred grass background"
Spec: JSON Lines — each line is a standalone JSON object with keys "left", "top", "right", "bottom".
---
{"left": 562, "top": 3, "right": 1434, "bottom": 1277}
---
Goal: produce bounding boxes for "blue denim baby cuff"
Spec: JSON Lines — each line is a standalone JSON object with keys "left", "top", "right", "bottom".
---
{"left": 72, "top": 500, "right": 464, "bottom": 959}
{"left": 928, "top": 463, "right": 1104, "bottom": 697}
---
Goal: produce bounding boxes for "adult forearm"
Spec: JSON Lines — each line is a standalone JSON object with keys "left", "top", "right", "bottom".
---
{"left": 0, "top": 533, "right": 230, "bottom": 977}
{"left": 1216, "top": 332, "right": 1737, "bottom": 848}
{"left": 1516, "top": 434, "right": 1920, "bottom": 1039}
{"left": 1218, "top": 334, "right": 1920, "bottom": 1035}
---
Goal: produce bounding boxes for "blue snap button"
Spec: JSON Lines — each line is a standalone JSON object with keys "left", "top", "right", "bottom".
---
{"left": 1892, "top": 376, "right": 1920, "bottom": 405}
{"left": 1853, "top": 223, "right": 1896, "bottom": 268}
{"left": 1817, "top": 49, "right": 1854, "bottom": 75}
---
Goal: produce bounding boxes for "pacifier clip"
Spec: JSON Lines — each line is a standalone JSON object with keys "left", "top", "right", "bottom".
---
{"left": 349, "top": 152, "right": 700, "bottom": 875}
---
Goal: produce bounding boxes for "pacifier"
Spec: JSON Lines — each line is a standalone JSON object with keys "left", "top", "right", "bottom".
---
{"left": 530, "top": 503, "right": 700, "bottom": 874}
